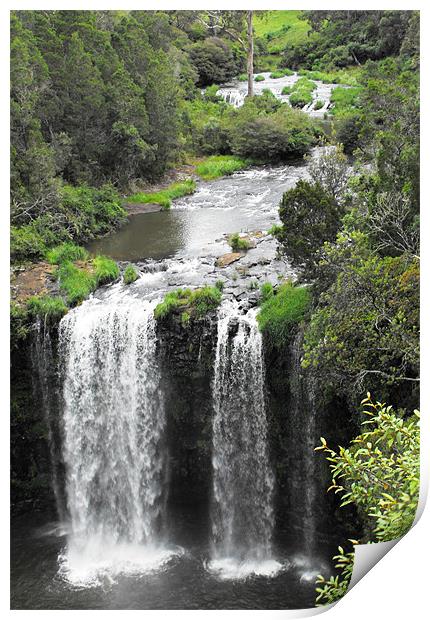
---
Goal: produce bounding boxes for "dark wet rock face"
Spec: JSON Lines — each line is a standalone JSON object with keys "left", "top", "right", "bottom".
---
{"left": 156, "top": 311, "right": 218, "bottom": 537}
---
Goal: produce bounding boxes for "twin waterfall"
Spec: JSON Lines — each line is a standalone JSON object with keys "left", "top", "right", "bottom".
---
{"left": 57, "top": 298, "right": 173, "bottom": 582}
{"left": 49, "top": 295, "right": 278, "bottom": 582}
{"left": 210, "top": 301, "right": 278, "bottom": 578}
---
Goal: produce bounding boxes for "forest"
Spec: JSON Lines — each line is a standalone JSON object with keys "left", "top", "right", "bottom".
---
{"left": 10, "top": 9, "right": 419, "bottom": 611}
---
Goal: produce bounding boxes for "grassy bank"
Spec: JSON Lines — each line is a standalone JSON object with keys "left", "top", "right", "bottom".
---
{"left": 195, "top": 156, "right": 250, "bottom": 180}
{"left": 254, "top": 10, "right": 311, "bottom": 53}
{"left": 127, "top": 179, "right": 196, "bottom": 209}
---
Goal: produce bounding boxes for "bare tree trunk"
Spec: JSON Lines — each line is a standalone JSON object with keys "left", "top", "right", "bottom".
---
{"left": 247, "top": 10, "right": 254, "bottom": 97}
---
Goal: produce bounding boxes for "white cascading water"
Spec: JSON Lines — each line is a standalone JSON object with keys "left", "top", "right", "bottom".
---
{"left": 209, "top": 300, "right": 280, "bottom": 579}
{"left": 57, "top": 296, "right": 177, "bottom": 585}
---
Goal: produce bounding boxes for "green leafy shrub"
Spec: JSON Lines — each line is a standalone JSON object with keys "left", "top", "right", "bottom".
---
{"left": 330, "top": 86, "right": 362, "bottom": 116}
{"left": 260, "top": 282, "right": 274, "bottom": 303}
{"left": 288, "top": 77, "right": 316, "bottom": 108}
{"left": 229, "top": 104, "right": 317, "bottom": 160}
{"left": 255, "top": 74, "right": 265, "bottom": 82}
{"left": 195, "top": 156, "right": 249, "bottom": 180}
{"left": 238, "top": 73, "right": 248, "bottom": 81}
{"left": 11, "top": 225, "right": 47, "bottom": 262}
{"left": 215, "top": 279, "right": 225, "bottom": 291}
{"left": 154, "top": 286, "right": 222, "bottom": 321}
{"left": 277, "top": 180, "right": 344, "bottom": 273}
{"left": 315, "top": 545, "right": 356, "bottom": 606}
{"left": 56, "top": 261, "right": 96, "bottom": 306}
{"left": 204, "top": 84, "right": 222, "bottom": 102}
{"left": 314, "top": 99, "right": 324, "bottom": 110}
{"left": 10, "top": 302, "right": 30, "bottom": 349}
{"left": 46, "top": 243, "right": 89, "bottom": 265}
{"left": 228, "top": 233, "right": 251, "bottom": 252}
{"left": 26, "top": 295, "right": 68, "bottom": 321}
{"left": 315, "top": 396, "right": 420, "bottom": 605}
{"left": 257, "top": 282, "right": 311, "bottom": 347}
{"left": 269, "top": 70, "right": 287, "bottom": 79}
{"left": 268, "top": 223, "right": 283, "bottom": 236}
{"left": 127, "top": 180, "right": 196, "bottom": 210}
{"left": 93, "top": 255, "right": 119, "bottom": 285}
{"left": 298, "top": 68, "right": 360, "bottom": 86}
{"left": 289, "top": 90, "right": 313, "bottom": 107}
{"left": 123, "top": 264, "right": 139, "bottom": 284}
{"left": 189, "top": 37, "right": 236, "bottom": 86}
{"left": 281, "top": 85, "right": 292, "bottom": 95}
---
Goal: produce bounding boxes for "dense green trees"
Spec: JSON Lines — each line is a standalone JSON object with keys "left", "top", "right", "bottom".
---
{"left": 10, "top": 10, "right": 187, "bottom": 260}
{"left": 282, "top": 11, "right": 416, "bottom": 70}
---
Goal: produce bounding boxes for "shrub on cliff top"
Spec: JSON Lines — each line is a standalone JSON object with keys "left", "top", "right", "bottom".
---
{"left": 257, "top": 282, "right": 311, "bottom": 347}
{"left": 154, "top": 286, "right": 222, "bottom": 321}
{"left": 228, "top": 233, "right": 251, "bottom": 252}
{"left": 123, "top": 264, "right": 139, "bottom": 285}
{"left": 56, "top": 261, "right": 97, "bottom": 306}
{"left": 93, "top": 255, "right": 119, "bottom": 286}
{"left": 46, "top": 243, "right": 89, "bottom": 265}
{"left": 26, "top": 295, "right": 68, "bottom": 321}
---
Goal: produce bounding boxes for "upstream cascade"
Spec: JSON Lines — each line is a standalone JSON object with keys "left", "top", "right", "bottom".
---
{"left": 209, "top": 300, "right": 280, "bottom": 578}
{"left": 58, "top": 296, "right": 175, "bottom": 583}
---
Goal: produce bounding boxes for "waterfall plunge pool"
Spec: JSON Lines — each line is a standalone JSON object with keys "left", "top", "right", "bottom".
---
{"left": 11, "top": 511, "right": 336, "bottom": 610}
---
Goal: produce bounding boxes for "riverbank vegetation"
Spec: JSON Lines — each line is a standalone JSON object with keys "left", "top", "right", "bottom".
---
{"left": 154, "top": 286, "right": 222, "bottom": 322}
{"left": 195, "top": 155, "right": 250, "bottom": 180}
{"left": 127, "top": 180, "right": 196, "bottom": 209}
{"left": 123, "top": 264, "right": 139, "bottom": 285}
{"left": 257, "top": 282, "right": 311, "bottom": 348}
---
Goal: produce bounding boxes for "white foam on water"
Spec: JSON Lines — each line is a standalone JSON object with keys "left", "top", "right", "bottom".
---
{"left": 58, "top": 540, "right": 182, "bottom": 587}
{"left": 207, "top": 557, "right": 283, "bottom": 581}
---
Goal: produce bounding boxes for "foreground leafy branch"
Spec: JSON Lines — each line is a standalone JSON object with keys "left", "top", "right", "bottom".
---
{"left": 315, "top": 395, "right": 420, "bottom": 605}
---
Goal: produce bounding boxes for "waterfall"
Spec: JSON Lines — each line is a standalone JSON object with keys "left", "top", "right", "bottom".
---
{"left": 209, "top": 300, "right": 279, "bottom": 578}
{"left": 57, "top": 296, "right": 177, "bottom": 584}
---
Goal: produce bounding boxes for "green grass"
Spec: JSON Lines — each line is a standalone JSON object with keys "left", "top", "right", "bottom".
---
{"left": 154, "top": 286, "right": 222, "bottom": 321}
{"left": 260, "top": 282, "right": 274, "bottom": 303}
{"left": 255, "top": 54, "right": 281, "bottom": 72}
{"left": 56, "top": 261, "right": 97, "bottom": 306}
{"left": 254, "top": 10, "right": 311, "bottom": 53}
{"left": 195, "top": 155, "right": 250, "bottom": 180}
{"left": 269, "top": 69, "right": 294, "bottom": 79}
{"left": 255, "top": 74, "right": 265, "bottom": 82}
{"left": 314, "top": 99, "right": 324, "bottom": 110}
{"left": 123, "top": 264, "right": 139, "bottom": 285}
{"left": 330, "top": 86, "right": 363, "bottom": 116}
{"left": 298, "top": 67, "right": 361, "bottom": 87}
{"left": 45, "top": 243, "right": 89, "bottom": 265}
{"left": 26, "top": 295, "right": 68, "bottom": 321}
{"left": 281, "top": 86, "right": 292, "bottom": 95}
{"left": 127, "top": 180, "right": 196, "bottom": 210}
{"left": 257, "top": 282, "right": 311, "bottom": 347}
{"left": 93, "top": 255, "right": 119, "bottom": 285}
{"left": 228, "top": 233, "right": 251, "bottom": 252}
{"left": 288, "top": 77, "right": 316, "bottom": 108}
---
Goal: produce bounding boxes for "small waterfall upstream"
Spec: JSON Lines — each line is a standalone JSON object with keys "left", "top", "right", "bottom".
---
{"left": 209, "top": 301, "right": 280, "bottom": 579}
{"left": 57, "top": 296, "right": 178, "bottom": 584}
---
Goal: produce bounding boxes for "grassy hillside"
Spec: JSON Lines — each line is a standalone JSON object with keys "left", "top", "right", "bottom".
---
{"left": 254, "top": 10, "right": 311, "bottom": 53}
